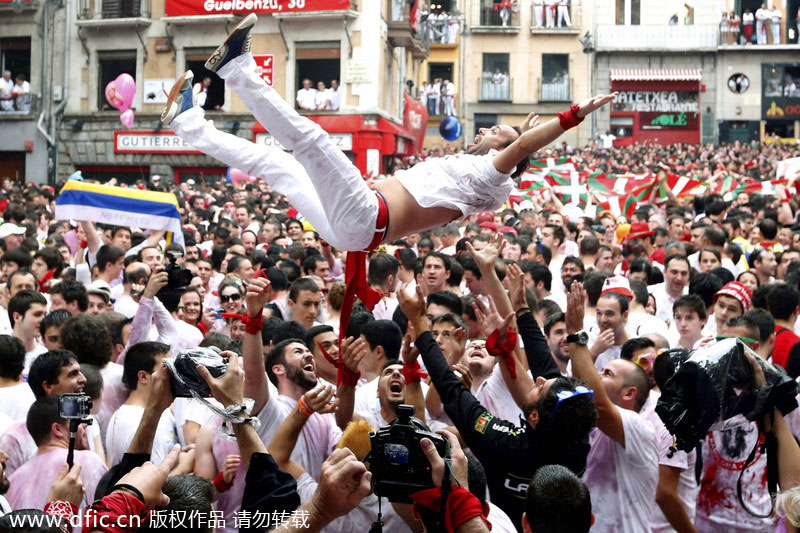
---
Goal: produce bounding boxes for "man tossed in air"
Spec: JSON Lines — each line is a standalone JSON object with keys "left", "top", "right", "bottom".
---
{"left": 163, "top": 13, "right": 616, "bottom": 251}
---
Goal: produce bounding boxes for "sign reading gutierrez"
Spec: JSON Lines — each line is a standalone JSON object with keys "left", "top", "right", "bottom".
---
{"left": 166, "top": 0, "right": 350, "bottom": 16}
{"left": 612, "top": 91, "right": 699, "bottom": 113}
{"left": 115, "top": 132, "right": 202, "bottom": 154}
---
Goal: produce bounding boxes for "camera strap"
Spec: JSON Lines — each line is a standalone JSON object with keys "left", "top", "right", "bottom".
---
{"left": 737, "top": 413, "right": 777, "bottom": 518}
{"left": 440, "top": 459, "right": 453, "bottom": 530}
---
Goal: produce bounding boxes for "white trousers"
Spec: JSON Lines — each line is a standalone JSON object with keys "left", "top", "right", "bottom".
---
{"left": 557, "top": 5, "right": 571, "bottom": 27}
{"left": 771, "top": 22, "right": 781, "bottom": 43}
{"left": 172, "top": 53, "right": 378, "bottom": 251}
{"left": 533, "top": 4, "right": 543, "bottom": 27}
{"left": 756, "top": 20, "right": 767, "bottom": 43}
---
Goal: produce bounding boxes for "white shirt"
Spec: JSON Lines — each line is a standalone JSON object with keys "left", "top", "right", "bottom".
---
{"left": 475, "top": 363, "right": 524, "bottom": 422}
{"left": 314, "top": 89, "right": 329, "bottom": 110}
{"left": 642, "top": 405, "right": 698, "bottom": 533}
{"left": 105, "top": 404, "right": 178, "bottom": 466}
{"left": 626, "top": 310, "right": 669, "bottom": 340}
{"left": 600, "top": 133, "right": 617, "bottom": 148}
{"left": 192, "top": 82, "right": 208, "bottom": 108}
{"left": 0, "top": 382, "right": 35, "bottom": 422}
{"left": 594, "top": 344, "right": 622, "bottom": 372}
{"left": 583, "top": 406, "right": 659, "bottom": 533}
{"left": 755, "top": 8, "right": 768, "bottom": 21}
{"left": 648, "top": 282, "right": 687, "bottom": 326}
{"left": 22, "top": 343, "right": 47, "bottom": 376}
{"left": 296, "top": 88, "right": 318, "bottom": 110}
{"left": 0, "top": 78, "right": 12, "bottom": 99}
{"left": 327, "top": 87, "right": 340, "bottom": 110}
{"left": 395, "top": 151, "right": 513, "bottom": 219}
{"left": 97, "top": 362, "right": 128, "bottom": 438}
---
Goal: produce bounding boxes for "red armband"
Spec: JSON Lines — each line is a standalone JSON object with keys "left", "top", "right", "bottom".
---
{"left": 337, "top": 364, "right": 361, "bottom": 388}
{"left": 44, "top": 500, "right": 78, "bottom": 533}
{"left": 402, "top": 359, "right": 428, "bottom": 384}
{"left": 213, "top": 470, "right": 233, "bottom": 493}
{"left": 557, "top": 104, "right": 584, "bottom": 131}
{"left": 82, "top": 491, "right": 148, "bottom": 533}
{"left": 243, "top": 310, "right": 263, "bottom": 335}
{"left": 486, "top": 328, "right": 519, "bottom": 379}
{"left": 297, "top": 396, "right": 314, "bottom": 417}
{"left": 410, "top": 486, "right": 492, "bottom": 533}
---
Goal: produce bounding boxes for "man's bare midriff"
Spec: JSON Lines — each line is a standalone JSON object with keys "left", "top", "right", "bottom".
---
{"left": 372, "top": 177, "right": 463, "bottom": 243}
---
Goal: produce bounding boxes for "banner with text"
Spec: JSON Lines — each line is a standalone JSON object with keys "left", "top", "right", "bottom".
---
{"left": 166, "top": 0, "right": 349, "bottom": 16}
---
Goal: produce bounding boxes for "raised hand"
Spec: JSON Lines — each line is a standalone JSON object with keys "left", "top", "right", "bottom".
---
{"left": 143, "top": 267, "right": 168, "bottom": 299}
{"left": 505, "top": 263, "right": 527, "bottom": 311}
{"left": 339, "top": 336, "right": 368, "bottom": 374}
{"left": 590, "top": 329, "right": 615, "bottom": 358}
{"left": 222, "top": 454, "right": 241, "bottom": 484}
{"left": 400, "top": 334, "right": 420, "bottom": 365}
{"left": 521, "top": 112, "right": 540, "bottom": 132}
{"left": 576, "top": 92, "right": 618, "bottom": 118}
{"left": 565, "top": 281, "right": 586, "bottom": 332}
{"left": 302, "top": 385, "right": 339, "bottom": 414}
{"left": 465, "top": 233, "right": 506, "bottom": 272}
{"left": 310, "top": 449, "right": 372, "bottom": 522}
{"left": 196, "top": 352, "right": 245, "bottom": 408}
{"left": 452, "top": 363, "right": 473, "bottom": 391}
{"left": 114, "top": 444, "right": 181, "bottom": 510}
{"left": 472, "top": 297, "right": 514, "bottom": 342}
{"left": 397, "top": 283, "right": 427, "bottom": 320}
{"left": 245, "top": 278, "right": 272, "bottom": 317}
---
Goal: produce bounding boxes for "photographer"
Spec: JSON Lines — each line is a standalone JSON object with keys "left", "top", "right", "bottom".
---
{"left": 398, "top": 277, "right": 597, "bottom": 530}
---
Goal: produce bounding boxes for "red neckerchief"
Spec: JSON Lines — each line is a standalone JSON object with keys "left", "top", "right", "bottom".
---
{"left": 38, "top": 270, "right": 55, "bottom": 293}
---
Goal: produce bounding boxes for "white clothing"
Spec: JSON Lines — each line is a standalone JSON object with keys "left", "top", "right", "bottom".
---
{"left": 0, "top": 382, "right": 35, "bottom": 422}
{"left": 371, "top": 296, "right": 399, "bottom": 321}
{"left": 533, "top": 1, "right": 544, "bottom": 27}
{"left": 755, "top": 8, "right": 768, "bottom": 44}
{"left": 549, "top": 255, "right": 566, "bottom": 293}
{"left": 583, "top": 405, "right": 659, "bottom": 533}
{"left": 12, "top": 81, "right": 30, "bottom": 113}
{"left": 626, "top": 310, "right": 669, "bottom": 339}
{"left": 114, "top": 294, "right": 139, "bottom": 318}
{"left": 557, "top": 0, "right": 571, "bottom": 26}
{"left": 487, "top": 502, "right": 517, "bottom": 533}
{"left": 544, "top": 292, "right": 567, "bottom": 312}
{"left": 314, "top": 89, "right": 329, "bottom": 110}
{"left": 22, "top": 343, "right": 47, "bottom": 376}
{"left": 545, "top": 0, "right": 556, "bottom": 27}
{"left": 475, "top": 363, "right": 524, "bottom": 422}
{"left": 600, "top": 133, "right": 616, "bottom": 148}
{"left": 696, "top": 418, "right": 777, "bottom": 531}
{"left": 354, "top": 376, "right": 431, "bottom": 426}
{"left": 0, "top": 420, "right": 35, "bottom": 474}
{"left": 327, "top": 87, "right": 340, "bottom": 110}
{"left": 106, "top": 404, "right": 178, "bottom": 466}
{"left": 0, "top": 78, "right": 13, "bottom": 111}
{"left": 771, "top": 9, "right": 782, "bottom": 44}
{"left": 296, "top": 87, "right": 317, "bottom": 110}
{"left": 173, "top": 397, "right": 217, "bottom": 446}
{"left": 97, "top": 361, "right": 128, "bottom": 437}
{"left": 594, "top": 344, "right": 621, "bottom": 372}
{"left": 648, "top": 282, "right": 687, "bottom": 327}
{"left": 642, "top": 407, "right": 698, "bottom": 533}
{"left": 0, "top": 412, "right": 12, "bottom": 438}
{"left": 192, "top": 82, "right": 208, "bottom": 108}
{"left": 174, "top": 54, "right": 379, "bottom": 252}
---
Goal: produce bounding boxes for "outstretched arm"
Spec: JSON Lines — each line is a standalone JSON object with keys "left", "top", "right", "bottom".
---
{"left": 493, "top": 93, "right": 617, "bottom": 174}
{"left": 243, "top": 278, "right": 273, "bottom": 415}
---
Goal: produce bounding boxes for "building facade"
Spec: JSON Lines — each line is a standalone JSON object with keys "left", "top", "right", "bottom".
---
{"left": 461, "top": 0, "right": 594, "bottom": 148}
{"left": 0, "top": 0, "right": 430, "bottom": 184}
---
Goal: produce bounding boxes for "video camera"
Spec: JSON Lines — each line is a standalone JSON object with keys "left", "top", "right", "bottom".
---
{"left": 368, "top": 405, "right": 450, "bottom": 503}
{"left": 157, "top": 250, "right": 194, "bottom": 313}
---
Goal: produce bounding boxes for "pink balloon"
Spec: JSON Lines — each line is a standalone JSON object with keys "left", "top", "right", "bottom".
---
{"left": 105, "top": 73, "right": 136, "bottom": 112}
{"left": 228, "top": 167, "right": 256, "bottom": 186}
{"left": 120, "top": 109, "right": 134, "bottom": 129}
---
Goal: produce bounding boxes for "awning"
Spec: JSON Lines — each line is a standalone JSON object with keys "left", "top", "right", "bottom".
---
{"left": 610, "top": 69, "right": 702, "bottom": 81}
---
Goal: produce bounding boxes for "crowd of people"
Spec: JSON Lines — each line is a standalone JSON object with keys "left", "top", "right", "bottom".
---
{"left": 720, "top": 4, "right": 794, "bottom": 45}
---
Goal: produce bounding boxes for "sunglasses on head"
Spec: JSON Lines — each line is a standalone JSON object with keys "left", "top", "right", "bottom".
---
{"left": 634, "top": 353, "right": 656, "bottom": 371}
{"left": 716, "top": 335, "right": 757, "bottom": 345}
{"left": 551, "top": 385, "right": 594, "bottom": 417}
{"left": 220, "top": 293, "right": 242, "bottom": 303}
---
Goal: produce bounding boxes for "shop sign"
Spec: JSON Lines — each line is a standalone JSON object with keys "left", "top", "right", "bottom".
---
{"left": 640, "top": 112, "right": 699, "bottom": 130}
{"left": 114, "top": 131, "right": 202, "bottom": 154}
{"left": 166, "top": 0, "right": 349, "bottom": 16}
{"left": 254, "top": 132, "right": 352, "bottom": 151}
{"left": 253, "top": 55, "right": 274, "bottom": 86}
{"left": 612, "top": 91, "right": 699, "bottom": 113}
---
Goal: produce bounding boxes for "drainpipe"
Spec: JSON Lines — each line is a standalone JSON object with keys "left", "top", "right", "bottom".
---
{"left": 36, "top": 0, "right": 53, "bottom": 146}
{"left": 48, "top": 0, "right": 70, "bottom": 184}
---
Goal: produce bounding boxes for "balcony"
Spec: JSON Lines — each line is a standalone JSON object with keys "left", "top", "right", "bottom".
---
{"left": 426, "top": 14, "right": 460, "bottom": 47}
{"left": 717, "top": 21, "right": 800, "bottom": 49}
{"left": 387, "top": 2, "right": 430, "bottom": 56}
{"left": 473, "top": 4, "right": 520, "bottom": 33}
{"left": 77, "top": 0, "right": 152, "bottom": 25}
{"left": 539, "top": 77, "right": 570, "bottom": 102}
{"left": 0, "top": 93, "right": 39, "bottom": 118}
{"left": 595, "top": 24, "right": 719, "bottom": 51}
{"left": 530, "top": 1, "right": 582, "bottom": 34}
{"left": 480, "top": 75, "right": 512, "bottom": 101}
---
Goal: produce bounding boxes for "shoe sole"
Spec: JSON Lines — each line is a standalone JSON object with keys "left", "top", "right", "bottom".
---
{"left": 205, "top": 13, "right": 257, "bottom": 72}
{"left": 161, "top": 71, "right": 193, "bottom": 125}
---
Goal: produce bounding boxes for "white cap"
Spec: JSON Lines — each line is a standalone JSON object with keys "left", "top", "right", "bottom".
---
{"left": 0, "top": 223, "right": 26, "bottom": 239}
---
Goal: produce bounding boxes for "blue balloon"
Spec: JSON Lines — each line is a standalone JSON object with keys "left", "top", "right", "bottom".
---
{"left": 439, "top": 117, "right": 463, "bottom": 141}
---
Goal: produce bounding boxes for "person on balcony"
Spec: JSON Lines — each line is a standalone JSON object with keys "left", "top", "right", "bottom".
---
{"left": 0, "top": 72, "right": 13, "bottom": 112}
{"left": 742, "top": 9, "right": 754, "bottom": 43}
{"left": 295, "top": 78, "right": 317, "bottom": 111}
{"left": 314, "top": 81, "right": 329, "bottom": 111}
{"left": 557, "top": 0, "right": 571, "bottom": 27}
{"left": 327, "top": 79, "right": 340, "bottom": 111}
{"left": 545, "top": 0, "right": 557, "bottom": 27}
{"left": 192, "top": 76, "right": 211, "bottom": 108}
{"left": 755, "top": 3, "right": 769, "bottom": 44}
{"left": 770, "top": 6, "right": 782, "bottom": 44}
{"left": 533, "top": 0, "right": 544, "bottom": 27}
{"left": 442, "top": 80, "right": 457, "bottom": 117}
{"left": 12, "top": 75, "right": 30, "bottom": 114}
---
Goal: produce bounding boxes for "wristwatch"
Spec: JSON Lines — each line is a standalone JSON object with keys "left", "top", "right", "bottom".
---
{"left": 566, "top": 330, "right": 589, "bottom": 345}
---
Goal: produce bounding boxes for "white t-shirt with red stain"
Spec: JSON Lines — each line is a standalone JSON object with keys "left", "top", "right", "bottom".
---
{"left": 696, "top": 417, "right": 777, "bottom": 531}
{"left": 583, "top": 405, "right": 659, "bottom": 533}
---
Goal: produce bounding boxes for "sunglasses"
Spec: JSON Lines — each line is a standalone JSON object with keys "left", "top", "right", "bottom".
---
{"left": 220, "top": 293, "right": 242, "bottom": 303}
{"left": 551, "top": 385, "right": 594, "bottom": 417}
{"left": 716, "top": 335, "right": 757, "bottom": 345}
{"left": 634, "top": 353, "right": 656, "bottom": 371}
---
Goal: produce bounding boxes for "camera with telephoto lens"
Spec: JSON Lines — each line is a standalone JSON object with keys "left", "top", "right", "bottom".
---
{"left": 368, "top": 405, "right": 450, "bottom": 503}
{"left": 164, "top": 251, "right": 193, "bottom": 290}
{"left": 59, "top": 393, "right": 93, "bottom": 420}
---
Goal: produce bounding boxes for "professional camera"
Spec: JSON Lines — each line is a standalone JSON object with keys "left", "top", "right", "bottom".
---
{"left": 163, "top": 347, "right": 228, "bottom": 398}
{"left": 157, "top": 250, "right": 194, "bottom": 312}
{"left": 59, "top": 393, "right": 93, "bottom": 420}
{"left": 164, "top": 251, "right": 193, "bottom": 290}
{"left": 368, "top": 405, "right": 450, "bottom": 503}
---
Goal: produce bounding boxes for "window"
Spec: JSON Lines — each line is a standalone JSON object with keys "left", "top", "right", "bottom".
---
{"left": 474, "top": 114, "right": 498, "bottom": 137}
{"left": 541, "top": 54, "right": 569, "bottom": 102}
{"left": 727, "top": 73, "right": 750, "bottom": 94}
{"left": 428, "top": 63, "right": 455, "bottom": 114}
{"left": 98, "top": 51, "right": 136, "bottom": 111}
{"left": 186, "top": 54, "right": 225, "bottom": 111}
{"left": 101, "top": 0, "right": 144, "bottom": 18}
{"left": 1, "top": 37, "right": 32, "bottom": 113}
{"left": 615, "top": 0, "right": 625, "bottom": 24}
{"left": 480, "top": 54, "right": 509, "bottom": 101}
{"left": 616, "top": 0, "right": 640, "bottom": 25}
{"left": 481, "top": 0, "right": 516, "bottom": 27}
{"left": 295, "top": 42, "right": 340, "bottom": 112}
